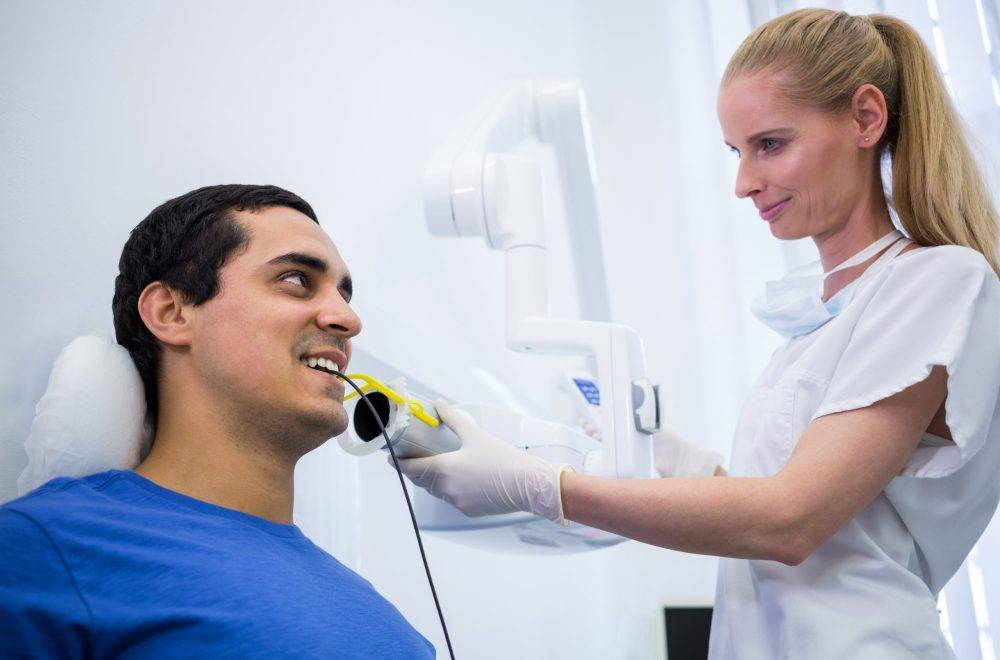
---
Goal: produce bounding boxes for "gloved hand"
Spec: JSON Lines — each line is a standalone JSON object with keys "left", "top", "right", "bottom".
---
{"left": 651, "top": 428, "right": 724, "bottom": 478}
{"left": 395, "top": 400, "right": 574, "bottom": 525}
{"left": 578, "top": 420, "right": 723, "bottom": 478}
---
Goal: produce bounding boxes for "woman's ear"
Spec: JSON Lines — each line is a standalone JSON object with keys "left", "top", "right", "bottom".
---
{"left": 852, "top": 83, "right": 888, "bottom": 148}
{"left": 137, "top": 281, "right": 193, "bottom": 347}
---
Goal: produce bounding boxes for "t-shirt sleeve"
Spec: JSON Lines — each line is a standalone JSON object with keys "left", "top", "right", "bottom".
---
{"left": 811, "top": 246, "right": 1000, "bottom": 478}
{"left": 0, "top": 506, "right": 91, "bottom": 656}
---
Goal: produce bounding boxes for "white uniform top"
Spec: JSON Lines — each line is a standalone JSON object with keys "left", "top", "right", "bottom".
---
{"left": 708, "top": 244, "right": 1000, "bottom": 660}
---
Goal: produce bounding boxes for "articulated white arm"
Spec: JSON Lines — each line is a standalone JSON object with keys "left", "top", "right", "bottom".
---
{"left": 422, "top": 80, "right": 656, "bottom": 479}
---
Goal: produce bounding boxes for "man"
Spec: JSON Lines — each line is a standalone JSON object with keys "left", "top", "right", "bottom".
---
{"left": 0, "top": 185, "right": 435, "bottom": 658}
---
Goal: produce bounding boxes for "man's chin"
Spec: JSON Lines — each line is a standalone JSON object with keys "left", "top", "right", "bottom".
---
{"left": 287, "top": 415, "right": 349, "bottom": 459}
{"left": 301, "top": 404, "right": 349, "bottom": 440}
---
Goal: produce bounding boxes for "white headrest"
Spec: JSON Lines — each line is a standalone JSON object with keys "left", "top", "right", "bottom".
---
{"left": 17, "top": 333, "right": 153, "bottom": 495}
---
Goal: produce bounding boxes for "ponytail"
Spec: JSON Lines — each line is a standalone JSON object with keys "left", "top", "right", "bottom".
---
{"left": 871, "top": 15, "right": 1000, "bottom": 276}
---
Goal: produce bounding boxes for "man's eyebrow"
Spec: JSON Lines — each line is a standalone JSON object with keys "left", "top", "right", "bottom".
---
{"left": 724, "top": 127, "right": 793, "bottom": 149}
{"left": 267, "top": 251, "right": 353, "bottom": 297}
{"left": 267, "top": 252, "right": 330, "bottom": 273}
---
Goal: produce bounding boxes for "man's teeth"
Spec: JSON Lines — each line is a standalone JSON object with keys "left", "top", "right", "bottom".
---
{"left": 301, "top": 357, "right": 340, "bottom": 374}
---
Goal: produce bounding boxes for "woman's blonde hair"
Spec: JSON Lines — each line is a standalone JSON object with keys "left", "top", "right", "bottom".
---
{"left": 723, "top": 8, "right": 1000, "bottom": 276}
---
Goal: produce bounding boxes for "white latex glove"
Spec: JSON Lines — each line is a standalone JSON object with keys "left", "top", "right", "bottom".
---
{"left": 395, "top": 400, "right": 574, "bottom": 525}
{"left": 578, "top": 420, "right": 723, "bottom": 478}
{"left": 651, "top": 428, "right": 724, "bottom": 478}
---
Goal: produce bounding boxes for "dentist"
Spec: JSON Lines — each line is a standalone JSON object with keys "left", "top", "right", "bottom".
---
{"left": 399, "top": 9, "right": 1000, "bottom": 659}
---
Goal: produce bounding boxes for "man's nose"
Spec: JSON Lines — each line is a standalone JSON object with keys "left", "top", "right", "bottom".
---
{"left": 315, "top": 291, "right": 362, "bottom": 338}
{"left": 734, "top": 158, "right": 763, "bottom": 199}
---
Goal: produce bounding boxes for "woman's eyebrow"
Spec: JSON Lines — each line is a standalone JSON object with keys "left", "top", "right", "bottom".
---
{"left": 725, "top": 127, "right": 793, "bottom": 149}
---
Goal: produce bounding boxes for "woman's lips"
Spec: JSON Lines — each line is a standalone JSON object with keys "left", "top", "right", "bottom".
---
{"left": 760, "top": 198, "right": 791, "bottom": 221}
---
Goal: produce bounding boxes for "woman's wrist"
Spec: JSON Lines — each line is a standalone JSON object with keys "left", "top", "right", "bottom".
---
{"left": 559, "top": 468, "right": 581, "bottom": 523}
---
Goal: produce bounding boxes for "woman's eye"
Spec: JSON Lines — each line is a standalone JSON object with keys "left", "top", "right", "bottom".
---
{"left": 281, "top": 271, "right": 309, "bottom": 288}
{"left": 761, "top": 138, "right": 782, "bottom": 152}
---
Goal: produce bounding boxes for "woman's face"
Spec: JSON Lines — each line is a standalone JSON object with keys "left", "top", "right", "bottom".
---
{"left": 717, "top": 71, "right": 865, "bottom": 241}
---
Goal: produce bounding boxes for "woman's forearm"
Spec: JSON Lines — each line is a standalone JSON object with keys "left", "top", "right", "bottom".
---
{"left": 559, "top": 471, "right": 805, "bottom": 565}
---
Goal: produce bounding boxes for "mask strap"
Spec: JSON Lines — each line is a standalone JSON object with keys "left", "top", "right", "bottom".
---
{"left": 824, "top": 229, "right": 903, "bottom": 276}
{"left": 826, "top": 234, "right": 911, "bottom": 305}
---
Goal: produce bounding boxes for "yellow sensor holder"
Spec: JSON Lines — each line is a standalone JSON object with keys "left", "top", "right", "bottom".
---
{"left": 341, "top": 373, "right": 440, "bottom": 427}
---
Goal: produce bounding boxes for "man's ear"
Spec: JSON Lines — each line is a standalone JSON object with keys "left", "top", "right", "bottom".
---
{"left": 137, "top": 282, "right": 193, "bottom": 347}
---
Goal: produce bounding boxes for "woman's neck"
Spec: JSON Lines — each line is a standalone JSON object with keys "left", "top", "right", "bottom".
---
{"left": 814, "top": 199, "right": 896, "bottom": 272}
{"left": 814, "top": 196, "right": 898, "bottom": 303}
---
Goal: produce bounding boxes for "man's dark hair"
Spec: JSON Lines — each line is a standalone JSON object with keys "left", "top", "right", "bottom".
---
{"left": 112, "top": 184, "right": 318, "bottom": 431}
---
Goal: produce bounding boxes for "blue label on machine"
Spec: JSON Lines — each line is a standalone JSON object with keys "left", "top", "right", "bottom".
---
{"left": 573, "top": 378, "right": 601, "bottom": 406}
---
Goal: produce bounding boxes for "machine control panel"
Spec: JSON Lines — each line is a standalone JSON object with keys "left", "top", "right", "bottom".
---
{"left": 562, "top": 370, "right": 602, "bottom": 430}
{"left": 572, "top": 377, "right": 601, "bottom": 406}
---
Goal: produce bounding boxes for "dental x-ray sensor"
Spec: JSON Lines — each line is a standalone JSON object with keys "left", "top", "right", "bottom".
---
{"left": 338, "top": 373, "right": 462, "bottom": 458}
{"left": 423, "top": 80, "right": 658, "bottom": 479}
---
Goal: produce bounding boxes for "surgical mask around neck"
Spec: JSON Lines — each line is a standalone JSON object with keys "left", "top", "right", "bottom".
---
{"left": 751, "top": 230, "right": 907, "bottom": 338}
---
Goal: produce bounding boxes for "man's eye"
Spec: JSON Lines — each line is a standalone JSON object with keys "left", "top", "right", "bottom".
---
{"left": 281, "top": 271, "right": 309, "bottom": 288}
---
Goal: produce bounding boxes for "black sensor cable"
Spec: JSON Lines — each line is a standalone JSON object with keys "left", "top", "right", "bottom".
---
{"left": 334, "top": 371, "right": 456, "bottom": 660}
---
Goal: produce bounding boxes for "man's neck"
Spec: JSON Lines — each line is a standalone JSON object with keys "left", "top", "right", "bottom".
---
{"left": 135, "top": 404, "right": 298, "bottom": 525}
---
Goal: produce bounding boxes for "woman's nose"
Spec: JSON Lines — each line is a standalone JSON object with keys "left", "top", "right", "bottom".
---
{"left": 735, "top": 159, "right": 763, "bottom": 199}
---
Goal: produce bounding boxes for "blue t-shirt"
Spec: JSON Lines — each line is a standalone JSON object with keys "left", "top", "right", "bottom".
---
{"left": 0, "top": 470, "right": 435, "bottom": 659}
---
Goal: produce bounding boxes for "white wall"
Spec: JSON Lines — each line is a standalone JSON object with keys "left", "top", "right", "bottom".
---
{"left": 1, "top": 2, "right": 784, "bottom": 658}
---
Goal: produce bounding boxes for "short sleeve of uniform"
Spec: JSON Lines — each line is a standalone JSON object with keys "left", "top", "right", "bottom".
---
{"left": 0, "top": 507, "right": 90, "bottom": 656}
{"left": 812, "top": 246, "right": 1000, "bottom": 478}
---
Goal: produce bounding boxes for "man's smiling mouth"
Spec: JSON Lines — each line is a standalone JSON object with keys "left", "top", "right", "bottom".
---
{"left": 300, "top": 356, "right": 343, "bottom": 374}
